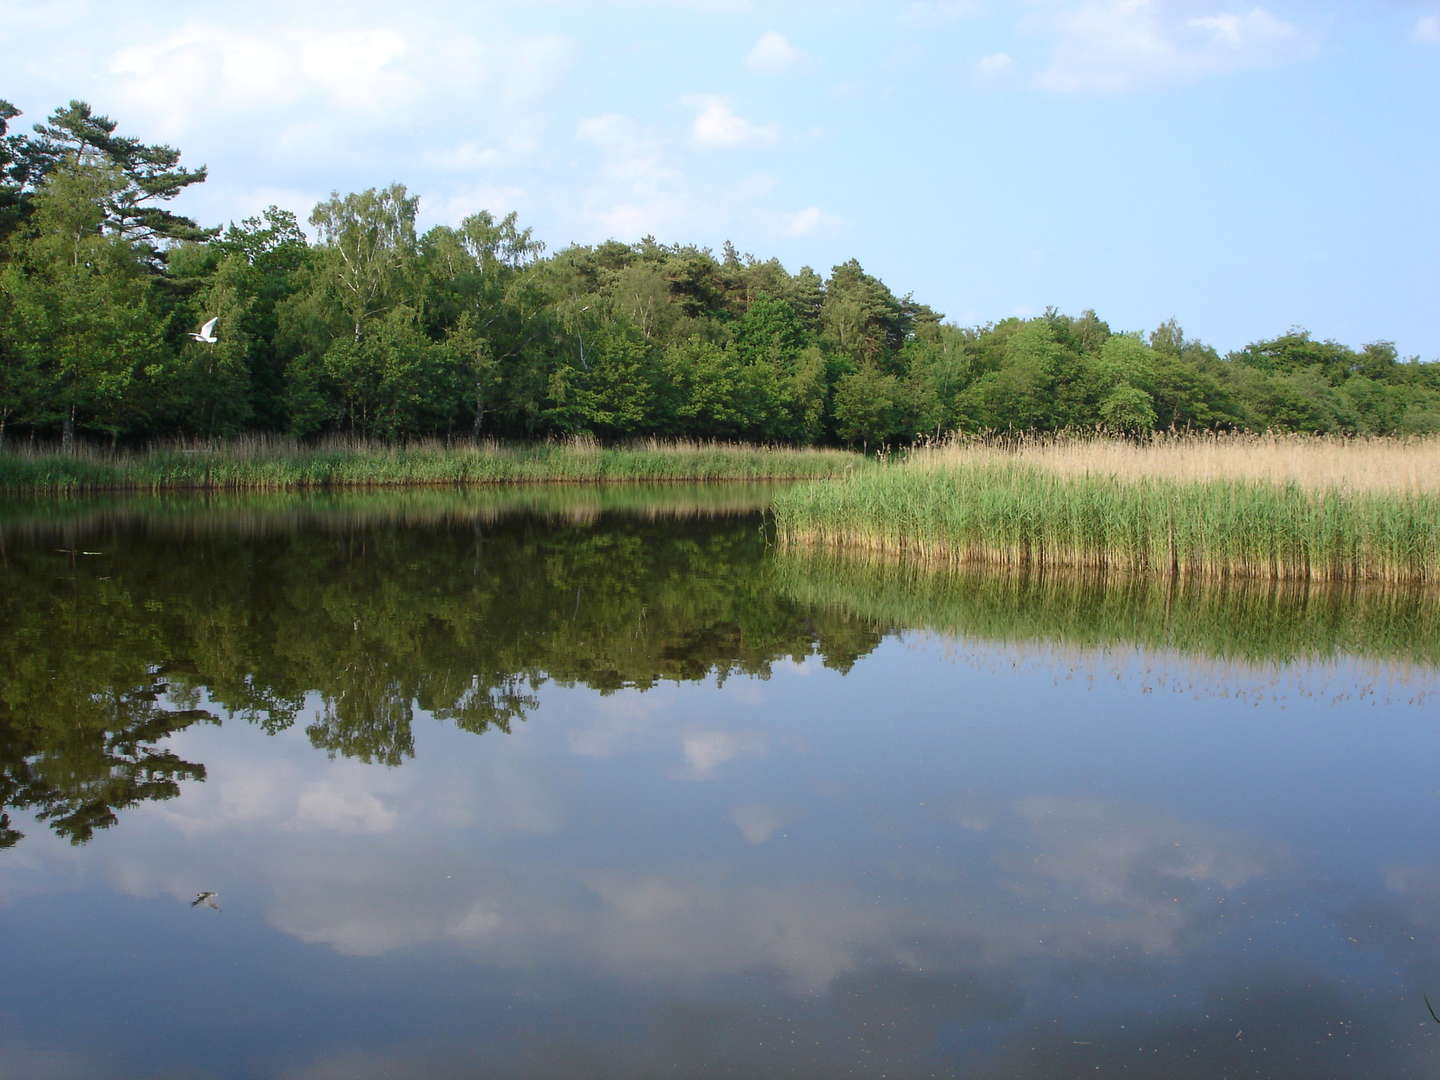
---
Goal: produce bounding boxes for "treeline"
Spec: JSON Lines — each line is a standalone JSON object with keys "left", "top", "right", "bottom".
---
{"left": 2, "top": 98, "right": 1438, "bottom": 450}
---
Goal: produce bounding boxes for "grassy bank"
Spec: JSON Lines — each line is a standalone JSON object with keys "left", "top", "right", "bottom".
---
{"left": 772, "top": 438, "right": 1440, "bottom": 584}
{"left": 0, "top": 436, "right": 864, "bottom": 493}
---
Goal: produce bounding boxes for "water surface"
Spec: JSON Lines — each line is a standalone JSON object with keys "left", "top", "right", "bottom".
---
{"left": 3, "top": 487, "right": 1439, "bottom": 1078}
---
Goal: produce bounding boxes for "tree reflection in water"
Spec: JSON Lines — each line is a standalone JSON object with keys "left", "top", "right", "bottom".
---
{"left": 5, "top": 486, "right": 1436, "bottom": 850}
{"left": 0, "top": 488, "right": 881, "bottom": 846}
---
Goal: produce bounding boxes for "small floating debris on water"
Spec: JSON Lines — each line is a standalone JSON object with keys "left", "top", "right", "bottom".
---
{"left": 191, "top": 892, "right": 221, "bottom": 911}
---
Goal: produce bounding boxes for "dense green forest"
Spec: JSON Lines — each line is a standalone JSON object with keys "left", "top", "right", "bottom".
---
{"left": 2, "top": 98, "right": 1438, "bottom": 450}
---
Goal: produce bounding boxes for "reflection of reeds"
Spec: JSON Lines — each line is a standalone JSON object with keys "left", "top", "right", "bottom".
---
{"left": 772, "top": 547, "right": 1440, "bottom": 669}
{"left": 0, "top": 436, "right": 860, "bottom": 493}
{"left": 0, "top": 483, "right": 790, "bottom": 542}
{"left": 773, "top": 458, "right": 1440, "bottom": 584}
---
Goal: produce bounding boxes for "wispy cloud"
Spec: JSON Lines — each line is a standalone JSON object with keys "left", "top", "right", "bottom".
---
{"left": 782, "top": 206, "right": 833, "bottom": 236}
{"left": 731, "top": 804, "right": 785, "bottom": 844}
{"left": 1414, "top": 14, "right": 1440, "bottom": 43}
{"left": 975, "top": 51, "right": 1014, "bottom": 79}
{"left": 679, "top": 730, "right": 766, "bottom": 778}
{"left": 103, "top": 17, "right": 574, "bottom": 141}
{"left": 422, "top": 132, "right": 540, "bottom": 172}
{"left": 901, "top": 0, "right": 985, "bottom": 26}
{"left": 746, "top": 31, "right": 803, "bottom": 72}
{"left": 688, "top": 96, "right": 780, "bottom": 150}
{"left": 1032, "top": 1, "right": 1308, "bottom": 93}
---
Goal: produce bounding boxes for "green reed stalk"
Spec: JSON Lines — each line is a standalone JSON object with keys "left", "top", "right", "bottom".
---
{"left": 771, "top": 461, "right": 1440, "bottom": 585}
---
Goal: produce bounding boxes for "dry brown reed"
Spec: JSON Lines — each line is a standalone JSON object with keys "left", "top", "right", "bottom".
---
{"left": 912, "top": 432, "right": 1440, "bottom": 494}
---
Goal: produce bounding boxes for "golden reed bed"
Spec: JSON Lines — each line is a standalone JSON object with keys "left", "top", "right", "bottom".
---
{"left": 910, "top": 432, "right": 1440, "bottom": 495}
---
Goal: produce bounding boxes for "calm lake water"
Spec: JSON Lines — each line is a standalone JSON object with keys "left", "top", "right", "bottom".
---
{"left": 3, "top": 486, "right": 1439, "bottom": 1079}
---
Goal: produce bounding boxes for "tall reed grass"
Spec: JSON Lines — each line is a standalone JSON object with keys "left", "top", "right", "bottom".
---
{"left": 0, "top": 435, "right": 862, "bottom": 493}
{"left": 772, "top": 454, "right": 1440, "bottom": 584}
{"left": 914, "top": 431, "right": 1440, "bottom": 493}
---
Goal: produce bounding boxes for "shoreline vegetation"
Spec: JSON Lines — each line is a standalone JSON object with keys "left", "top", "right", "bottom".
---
{"left": 0, "top": 436, "right": 861, "bottom": 492}
{"left": 771, "top": 433, "right": 1440, "bottom": 585}
{"left": 5, "top": 431, "right": 1438, "bottom": 587}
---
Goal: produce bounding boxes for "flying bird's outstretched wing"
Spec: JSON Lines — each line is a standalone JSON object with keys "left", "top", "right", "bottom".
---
{"left": 200, "top": 317, "right": 218, "bottom": 339}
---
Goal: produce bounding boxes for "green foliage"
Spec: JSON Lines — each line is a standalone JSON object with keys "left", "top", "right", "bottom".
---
{"left": 832, "top": 363, "right": 903, "bottom": 445}
{"left": 3, "top": 161, "right": 168, "bottom": 445}
{"left": 305, "top": 183, "right": 419, "bottom": 344}
{"left": 659, "top": 336, "right": 749, "bottom": 437}
{"left": 0, "top": 99, "right": 33, "bottom": 240}
{"left": 1098, "top": 385, "right": 1158, "bottom": 436}
{"left": 773, "top": 459, "right": 1440, "bottom": 584}
{"left": 2, "top": 96, "right": 1437, "bottom": 450}
{"left": 26, "top": 99, "right": 210, "bottom": 260}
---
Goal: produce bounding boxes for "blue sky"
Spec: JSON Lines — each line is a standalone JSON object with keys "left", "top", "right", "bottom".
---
{"left": 5, "top": 0, "right": 1437, "bottom": 358}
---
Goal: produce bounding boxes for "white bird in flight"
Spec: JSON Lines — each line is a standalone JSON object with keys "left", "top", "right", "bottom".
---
{"left": 191, "top": 891, "right": 221, "bottom": 910}
{"left": 190, "top": 316, "right": 218, "bottom": 344}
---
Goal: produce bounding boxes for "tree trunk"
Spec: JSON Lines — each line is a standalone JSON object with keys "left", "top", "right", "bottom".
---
{"left": 62, "top": 405, "right": 76, "bottom": 454}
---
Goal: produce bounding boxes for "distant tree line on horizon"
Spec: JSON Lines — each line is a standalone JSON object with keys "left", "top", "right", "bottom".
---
{"left": 2, "top": 97, "right": 1438, "bottom": 451}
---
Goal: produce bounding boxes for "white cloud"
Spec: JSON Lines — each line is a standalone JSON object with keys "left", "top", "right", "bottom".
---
{"left": 423, "top": 132, "right": 541, "bottom": 172}
{"left": 782, "top": 206, "right": 833, "bottom": 236}
{"left": 577, "top": 113, "right": 673, "bottom": 181}
{"left": 143, "top": 750, "right": 404, "bottom": 837}
{"left": 735, "top": 173, "right": 778, "bottom": 199}
{"left": 1032, "top": 1, "right": 1307, "bottom": 93}
{"left": 901, "top": 0, "right": 985, "bottom": 26}
{"left": 292, "top": 778, "right": 398, "bottom": 835}
{"left": 569, "top": 687, "right": 669, "bottom": 755}
{"left": 689, "top": 96, "right": 780, "bottom": 150}
{"left": 581, "top": 873, "right": 888, "bottom": 993}
{"left": 299, "top": 27, "right": 418, "bottom": 113}
{"left": 497, "top": 34, "right": 577, "bottom": 103}
{"left": 1414, "top": 14, "right": 1440, "bottom": 43}
{"left": 101, "top": 17, "right": 574, "bottom": 141}
{"left": 746, "top": 31, "right": 802, "bottom": 73}
{"left": 571, "top": 111, "right": 701, "bottom": 237}
{"left": 1186, "top": 8, "right": 1292, "bottom": 47}
{"left": 680, "top": 730, "right": 766, "bottom": 778}
{"left": 423, "top": 142, "right": 506, "bottom": 171}
{"left": 0, "top": 0, "right": 88, "bottom": 37}
{"left": 732, "top": 804, "right": 784, "bottom": 844}
{"left": 975, "top": 51, "right": 1014, "bottom": 78}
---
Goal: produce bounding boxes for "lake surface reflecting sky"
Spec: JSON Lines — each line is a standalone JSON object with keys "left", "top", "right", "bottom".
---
{"left": 2, "top": 488, "right": 1439, "bottom": 1079}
